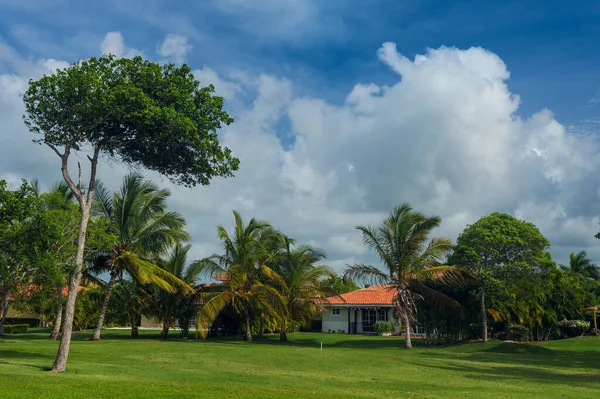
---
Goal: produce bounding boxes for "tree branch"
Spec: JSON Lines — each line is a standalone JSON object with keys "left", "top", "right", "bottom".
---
{"left": 45, "top": 142, "right": 63, "bottom": 158}
{"left": 85, "top": 145, "right": 101, "bottom": 205}
{"left": 60, "top": 143, "right": 84, "bottom": 204}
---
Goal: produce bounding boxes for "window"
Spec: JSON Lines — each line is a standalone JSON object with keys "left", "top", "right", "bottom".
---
{"left": 332, "top": 309, "right": 341, "bottom": 316}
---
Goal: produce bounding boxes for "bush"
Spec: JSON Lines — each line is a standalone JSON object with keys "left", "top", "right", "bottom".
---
{"left": 557, "top": 320, "right": 590, "bottom": 338}
{"left": 505, "top": 324, "right": 529, "bottom": 342}
{"left": 374, "top": 321, "right": 394, "bottom": 335}
{"left": 2, "top": 318, "right": 39, "bottom": 327}
{"left": 3, "top": 324, "right": 29, "bottom": 334}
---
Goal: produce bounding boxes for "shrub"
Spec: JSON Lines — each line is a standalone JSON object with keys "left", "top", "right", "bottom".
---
{"left": 3, "top": 324, "right": 29, "bottom": 334}
{"left": 374, "top": 321, "right": 394, "bottom": 335}
{"left": 2, "top": 318, "right": 39, "bottom": 327}
{"left": 557, "top": 320, "right": 590, "bottom": 338}
{"left": 505, "top": 324, "right": 529, "bottom": 342}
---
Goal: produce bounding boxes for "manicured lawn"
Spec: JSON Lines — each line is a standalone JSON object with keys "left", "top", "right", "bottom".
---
{"left": 1, "top": 329, "right": 599, "bottom": 398}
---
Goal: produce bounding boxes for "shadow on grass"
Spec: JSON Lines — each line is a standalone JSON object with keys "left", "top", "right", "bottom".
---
{"left": 423, "top": 360, "right": 600, "bottom": 389}
{"left": 0, "top": 350, "right": 53, "bottom": 371}
{"left": 425, "top": 341, "right": 600, "bottom": 371}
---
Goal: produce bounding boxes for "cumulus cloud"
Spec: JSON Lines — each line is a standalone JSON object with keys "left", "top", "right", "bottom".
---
{"left": 1, "top": 35, "right": 599, "bottom": 272}
{"left": 100, "top": 32, "right": 142, "bottom": 58}
{"left": 158, "top": 34, "right": 192, "bottom": 63}
{"left": 193, "top": 67, "right": 240, "bottom": 100}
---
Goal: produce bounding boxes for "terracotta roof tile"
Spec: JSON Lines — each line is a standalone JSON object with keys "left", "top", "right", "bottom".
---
{"left": 323, "top": 284, "right": 396, "bottom": 306}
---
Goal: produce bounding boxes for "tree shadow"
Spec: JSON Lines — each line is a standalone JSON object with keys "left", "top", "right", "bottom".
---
{"left": 423, "top": 360, "right": 600, "bottom": 389}
{"left": 0, "top": 350, "right": 53, "bottom": 371}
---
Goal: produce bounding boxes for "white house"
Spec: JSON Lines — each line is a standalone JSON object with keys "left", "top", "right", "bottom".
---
{"left": 321, "top": 285, "right": 401, "bottom": 334}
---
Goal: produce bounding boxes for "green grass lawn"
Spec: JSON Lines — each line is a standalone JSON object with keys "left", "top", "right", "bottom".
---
{"left": 1, "top": 329, "right": 599, "bottom": 398}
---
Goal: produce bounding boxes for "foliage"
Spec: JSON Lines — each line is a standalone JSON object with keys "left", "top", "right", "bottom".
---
{"left": 557, "top": 320, "right": 590, "bottom": 338}
{"left": 449, "top": 212, "right": 552, "bottom": 341}
{"left": 344, "top": 203, "right": 463, "bottom": 348}
{"left": 2, "top": 324, "right": 29, "bottom": 334}
{"left": 23, "top": 54, "right": 239, "bottom": 188}
{"left": 1, "top": 318, "right": 39, "bottom": 328}
{"left": 195, "top": 211, "right": 286, "bottom": 342}
{"left": 267, "top": 235, "right": 332, "bottom": 340}
{"left": 505, "top": 324, "right": 530, "bottom": 342}
{"left": 320, "top": 274, "right": 359, "bottom": 295}
{"left": 373, "top": 321, "right": 394, "bottom": 334}
{"left": 562, "top": 251, "right": 600, "bottom": 280}
{"left": 90, "top": 173, "right": 190, "bottom": 339}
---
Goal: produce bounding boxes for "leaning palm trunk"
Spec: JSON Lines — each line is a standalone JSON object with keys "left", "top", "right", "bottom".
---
{"left": 280, "top": 317, "right": 288, "bottom": 342}
{"left": 50, "top": 285, "right": 63, "bottom": 340}
{"left": 258, "top": 312, "right": 265, "bottom": 337}
{"left": 403, "top": 313, "right": 413, "bottom": 349}
{"left": 91, "top": 270, "right": 117, "bottom": 340}
{"left": 161, "top": 319, "right": 170, "bottom": 339}
{"left": 243, "top": 310, "right": 252, "bottom": 342}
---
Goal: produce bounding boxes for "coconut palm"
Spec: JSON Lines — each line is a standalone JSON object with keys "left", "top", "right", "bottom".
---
{"left": 565, "top": 251, "right": 600, "bottom": 280}
{"left": 90, "top": 173, "right": 190, "bottom": 340}
{"left": 344, "top": 203, "right": 462, "bottom": 349}
{"left": 148, "top": 244, "right": 204, "bottom": 338}
{"left": 270, "top": 236, "right": 332, "bottom": 341}
{"left": 195, "top": 211, "right": 285, "bottom": 342}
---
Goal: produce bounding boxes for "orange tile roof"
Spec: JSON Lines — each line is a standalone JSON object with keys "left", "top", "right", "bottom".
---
{"left": 323, "top": 284, "right": 396, "bottom": 306}
{"left": 212, "top": 273, "right": 230, "bottom": 281}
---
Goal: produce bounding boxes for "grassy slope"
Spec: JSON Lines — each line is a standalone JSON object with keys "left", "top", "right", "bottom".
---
{"left": 1, "top": 329, "right": 599, "bottom": 399}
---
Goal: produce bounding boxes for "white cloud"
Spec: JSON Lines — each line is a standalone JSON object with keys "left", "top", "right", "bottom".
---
{"left": 158, "top": 34, "right": 192, "bottom": 63}
{"left": 193, "top": 67, "right": 240, "bottom": 100}
{"left": 100, "top": 32, "right": 142, "bottom": 58}
{"left": 1, "top": 35, "right": 599, "bottom": 272}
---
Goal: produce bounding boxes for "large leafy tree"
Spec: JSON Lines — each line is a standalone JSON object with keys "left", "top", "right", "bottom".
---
{"left": 23, "top": 54, "right": 239, "bottom": 372}
{"left": 345, "top": 203, "right": 461, "bottom": 349}
{"left": 320, "top": 274, "right": 359, "bottom": 295}
{"left": 0, "top": 180, "right": 59, "bottom": 334}
{"left": 270, "top": 236, "right": 332, "bottom": 341}
{"left": 90, "top": 174, "right": 190, "bottom": 340}
{"left": 196, "top": 211, "right": 285, "bottom": 342}
{"left": 449, "top": 212, "right": 551, "bottom": 342}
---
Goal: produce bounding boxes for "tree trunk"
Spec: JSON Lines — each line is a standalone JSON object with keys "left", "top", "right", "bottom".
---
{"left": 161, "top": 321, "right": 169, "bottom": 339}
{"left": 279, "top": 318, "right": 287, "bottom": 342}
{"left": 52, "top": 202, "right": 92, "bottom": 372}
{"left": 131, "top": 314, "right": 139, "bottom": 338}
{"left": 258, "top": 312, "right": 265, "bottom": 338}
{"left": 91, "top": 270, "right": 117, "bottom": 340}
{"left": 0, "top": 297, "right": 11, "bottom": 335}
{"left": 243, "top": 311, "right": 252, "bottom": 342}
{"left": 480, "top": 289, "right": 488, "bottom": 343}
{"left": 593, "top": 310, "right": 598, "bottom": 334}
{"left": 403, "top": 313, "right": 412, "bottom": 349}
{"left": 50, "top": 285, "right": 63, "bottom": 340}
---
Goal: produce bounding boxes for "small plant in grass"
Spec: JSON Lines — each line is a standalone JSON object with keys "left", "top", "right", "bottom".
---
{"left": 374, "top": 321, "right": 394, "bottom": 336}
{"left": 506, "top": 324, "right": 530, "bottom": 342}
{"left": 3, "top": 324, "right": 29, "bottom": 334}
{"left": 557, "top": 320, "right": 590, "bottom": 338}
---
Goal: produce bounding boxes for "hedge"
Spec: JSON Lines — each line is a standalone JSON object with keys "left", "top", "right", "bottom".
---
{"left": 2, "top": 324, "right": 29, "bottom": 334}
{"left": 2, "top": 318, "right": 39, "bottom": 327}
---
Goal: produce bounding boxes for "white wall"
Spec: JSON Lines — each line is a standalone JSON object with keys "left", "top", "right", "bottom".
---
{"left": 322, "top": 307, "right": 349, "bottom": 333}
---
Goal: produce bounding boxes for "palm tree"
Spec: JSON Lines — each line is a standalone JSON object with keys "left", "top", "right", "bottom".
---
{"left": 149, "top": 244, "right": 204, "bottom": 338}
{"left": 565, "top": 251, "right": 600, "bottom": 280}
{"left": 344, "top": 203, "right": 461, "bottom": 349}
{"left": 270, "top": 236, "right": 332, "bottom": 341}
{"left": 195, "top": 211, "right": 285, "bottom": 342}
{"left": 90, "top": 173, "right": 190, "bottom": 340}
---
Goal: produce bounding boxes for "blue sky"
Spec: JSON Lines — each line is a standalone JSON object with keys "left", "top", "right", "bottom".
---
{"left": 2, "top": 0, "right": 599, "bottom": 121}
{"left": 1, "top": 0, "right": 600, "bottom": 267}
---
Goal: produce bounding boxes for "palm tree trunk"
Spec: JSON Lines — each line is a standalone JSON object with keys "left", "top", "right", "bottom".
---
{"left": 258, "top": 312, "right": 265, "bottom": 337}
{"left": 161, "top": 320, "right": 169, "bottom": 339}
{"left": 243, "top": 311, "right": 252, "bottom": 342}
{"left": 0, "top": 296, "right": 10, "bottom": 335}
{"left": 403, "top": 313, "right": 412, "bottom": 349}
{"left": 280, "top": 317, "right": 287, "bottom": 342}
{"left": 131, "top": 314, "right": 140, "bottom": 338}
{"left": 91, "top": 270, "right": 117, "bottom": 340}
{"left": 50, "top": 285, "right": 63, "bottom": 340}
{"left": 480, "top": 289, "right": 488, "bottom": 343}
{"left": 593, "top": 309, "right": 598, "bottom": 334}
